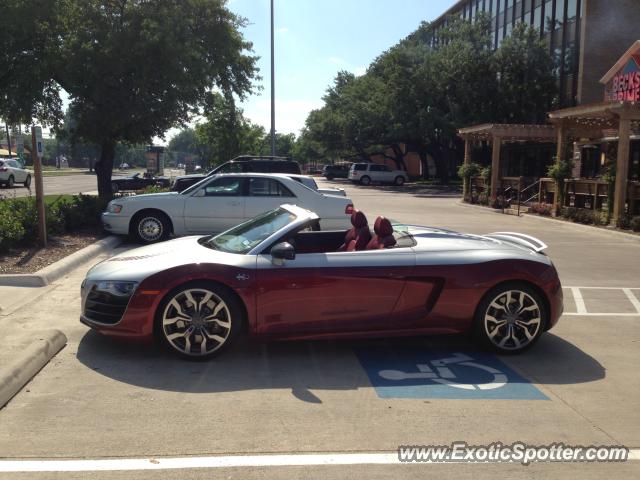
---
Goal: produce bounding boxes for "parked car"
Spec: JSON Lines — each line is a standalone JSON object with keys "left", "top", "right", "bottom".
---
{"left": 0, "top": 159, "right": 32, "bottom": 188}
{"left": 102, "top": 173, "right": 354, "bottom": 243}
{"left": 82, "top": 203, "right": 563, "bottom": 359}
{"left": 323, "top": 164, "right": 350, "bottom": 180}
{"left": 348, "top": 163, "right": 409, "bottom": 186}
{"left": 110, "top": 173, "right": 171, "bottom": 193}
{"left": 118, "top": 163, "right": 132, "bottom": 169}
{"left": 171, "top": 156, "right": 302, "bottom": 192}
{"left": 286, "top": 174, "right": 346, "bottom": 196}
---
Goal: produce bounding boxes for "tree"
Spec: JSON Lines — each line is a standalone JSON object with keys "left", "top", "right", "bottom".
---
{"left": 55, "top": 0, "right": 258, "bottom": 196}
{"left": 0, "top": 1, "right": 63, "bottom": 126}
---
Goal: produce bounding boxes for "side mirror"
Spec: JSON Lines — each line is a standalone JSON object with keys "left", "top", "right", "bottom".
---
{"left": 271, "top": 242, "right": 295, "bottom": 265}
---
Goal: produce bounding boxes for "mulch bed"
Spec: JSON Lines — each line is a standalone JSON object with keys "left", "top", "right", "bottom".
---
{"left": 0, "top": 227, "right": 105, "bottom": 274}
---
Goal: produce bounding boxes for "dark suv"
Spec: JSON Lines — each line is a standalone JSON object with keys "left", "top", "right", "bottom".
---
{"left": 172, "top": 156, "right": 301, "bottom": 192}
{"left": 322, "top": 164, "right": 351, "bottom": 180}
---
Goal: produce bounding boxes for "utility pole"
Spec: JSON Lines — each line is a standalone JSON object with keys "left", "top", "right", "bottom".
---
{"left": 31, "top": 126, "right": 47, "bottom": 247}
{"left": 270, "top": 0, "right": 276, "bottom": 156}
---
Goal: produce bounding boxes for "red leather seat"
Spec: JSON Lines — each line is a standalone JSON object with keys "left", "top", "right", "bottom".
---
{"left": 365, "top": 217, "right": 396, "bottom": 250}
{"left": 339, "top": 211, "right": 372, "bottom": 251}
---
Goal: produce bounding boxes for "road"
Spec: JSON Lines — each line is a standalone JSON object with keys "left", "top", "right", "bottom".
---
{"left": 0, "top": 179, "right": 638, "bottom": 479}
{"left": 0, "top": 169, "right": 184, "bottom": 198}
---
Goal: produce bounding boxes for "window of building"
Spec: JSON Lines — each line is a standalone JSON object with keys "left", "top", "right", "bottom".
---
{"left": 533, "top": 2, "right": 542, "bottom": 33}
{"left": 554, "top": 0, "right": 565, "bottom": 29}
{"left": 543, "top": 0, "right": 553, "bottom": 34}
{"left": 567, "top": 0, "right": 579, "bottom": 23}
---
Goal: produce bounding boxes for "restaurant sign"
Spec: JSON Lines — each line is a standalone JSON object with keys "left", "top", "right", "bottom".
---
{"left": 602, "top": 41, "right": 640, "bottom": 102}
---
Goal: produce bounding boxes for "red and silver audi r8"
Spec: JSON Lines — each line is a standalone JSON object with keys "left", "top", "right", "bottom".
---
{"left": 81, "top": 204, "right": 563, "bottom": 359}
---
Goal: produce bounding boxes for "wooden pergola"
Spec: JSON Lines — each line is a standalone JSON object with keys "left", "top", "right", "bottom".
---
{"left": 548, "top": 101, "right": 640, "bottom": 222}
{"left": 457, "top": 123, "right": 557, "bottom": 200}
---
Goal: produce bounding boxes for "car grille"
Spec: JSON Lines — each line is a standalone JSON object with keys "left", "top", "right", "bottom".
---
{"left": 83, "top": 286, "right": 130, "bottom": 325}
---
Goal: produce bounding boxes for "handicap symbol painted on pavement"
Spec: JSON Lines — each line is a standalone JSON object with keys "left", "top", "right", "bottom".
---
{"left": 355, "top": 347, "right": 547, "bottom": 400}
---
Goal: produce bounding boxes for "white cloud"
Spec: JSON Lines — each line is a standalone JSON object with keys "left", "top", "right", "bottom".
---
{"left": 275, "top": 26, "right": 289, "bottom": 34}
{"left": 328, "top": 56, "right": 348, "bottom": 65}
{"left": 354, "top": 65, "right": 367, "bottom": 76}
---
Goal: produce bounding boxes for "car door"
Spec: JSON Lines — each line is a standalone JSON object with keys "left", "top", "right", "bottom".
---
{"left": 8, "top": 160, "right": 26, "bottom": 182}
{"left": 243, "top": 177, "right": 297, "bottom": 220}
{"left": 255, "top": 248, "right": 416, "bottom": 336}
{"left": 183, "top": 176, "right": 246, "bottom": 233}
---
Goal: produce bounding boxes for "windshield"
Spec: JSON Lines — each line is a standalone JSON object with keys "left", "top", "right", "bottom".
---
{"left": 204, "top": 208, "right": 296, "bottom": 254}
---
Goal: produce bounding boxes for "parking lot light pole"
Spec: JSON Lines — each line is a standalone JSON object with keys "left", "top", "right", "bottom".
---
{"left": 270, "top": 0, "right": 275, "bottom": 156}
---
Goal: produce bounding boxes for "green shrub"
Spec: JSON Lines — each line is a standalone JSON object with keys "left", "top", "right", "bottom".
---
{"left": 0, "top": 202, "right": 26, "bottom": 253}
{"left": 141, "top": 185, "right": 170, "bottom": 194}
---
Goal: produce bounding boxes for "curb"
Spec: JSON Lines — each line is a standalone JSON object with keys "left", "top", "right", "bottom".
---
{"left": 0, "top": 235, "right": 122, "bottom": 287}
{"left": 456, "top": 201, "right": 640, "bottom": 242}
{"left": 0, "top": 329, "right": 67, "bottom": 408}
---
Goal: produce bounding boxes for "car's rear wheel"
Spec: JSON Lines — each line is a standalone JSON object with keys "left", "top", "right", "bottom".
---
{"left": 7, "top": 175, "right": 14, "bottom": 188}
{"left": 326, "top": 173, "right": 335, "bottom": 180}
{"left": 131, "top": 211, "right": 170, "bottom": 243}
{"left": 156, "top": 282, "right": 244, "bottom": 359}
{"left": 111, "top": 182, "right": 119, "bottom": 193}
{"left": 360, "top": 175, "right": 371, "bottom": 186}
{"left": 394, "top": 176, "right": 405, "bottom": 186}
{"left": 474, "top": 282, "right": 547, "bottom": 354}
{"left": 24, "top": 175, "right": 31, "bottom": 188}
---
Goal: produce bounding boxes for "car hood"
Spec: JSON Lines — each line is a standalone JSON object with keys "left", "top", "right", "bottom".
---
{"left": 113, "top": 192, "right": 180, "bottom": 203}
{"left": 86, "top": 236, "right": 249, "bottom": 282}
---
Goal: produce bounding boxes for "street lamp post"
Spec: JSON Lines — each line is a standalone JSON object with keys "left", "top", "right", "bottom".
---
{"left": 270, "top": 0, "right": 276, "bottom": 156}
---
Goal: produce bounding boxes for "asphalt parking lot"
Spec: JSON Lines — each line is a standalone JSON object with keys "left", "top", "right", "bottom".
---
{"left": 0, "top": 179, "right": 639, "bottom": 478}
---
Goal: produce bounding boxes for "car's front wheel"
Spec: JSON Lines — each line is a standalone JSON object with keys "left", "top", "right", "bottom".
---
{"left": 394, "top": 176, "right": 405, "bottom": 186}
{"left": 131, "top": 211, "right": 170, "bottom": 243}
{"left": 24, "top": 175, "right": 31, "bottom": 188}
{"left": 474, "top": 282, "right": 547, "bottom": 354}
{"left": 7, "top": 175, "right": 14, "bottom": 188}
{"left": 360, "top": 175, "right": 371, "bottom": 186}
{"left": 156, "top": 282, "right": 244, "bottom": 359}
{"left": 326, "top": 174, "right": 335, "bottom": 180}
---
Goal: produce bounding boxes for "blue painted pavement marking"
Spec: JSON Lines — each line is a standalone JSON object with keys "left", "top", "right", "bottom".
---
{"left": 355, "top": 347, "right": 547, "bottom": 400}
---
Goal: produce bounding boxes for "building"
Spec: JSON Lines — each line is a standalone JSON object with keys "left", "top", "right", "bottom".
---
{"left": 429, "top": 0, "right": 640, "bottom": 108}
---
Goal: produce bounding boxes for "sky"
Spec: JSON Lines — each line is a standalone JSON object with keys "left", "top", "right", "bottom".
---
{"left": 205, "top": 0, "right": 458, "bottom": 140}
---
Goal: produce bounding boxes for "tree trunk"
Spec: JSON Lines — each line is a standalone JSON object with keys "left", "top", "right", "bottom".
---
{"left": 96, "top": 139, "right": 116, "bottom": 198}
{"left": 390, "top": 144, "right": 407, "bottom": 171}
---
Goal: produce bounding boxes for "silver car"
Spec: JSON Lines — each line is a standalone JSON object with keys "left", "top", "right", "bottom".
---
{"left": 0, "top": 159, "right": 32, "bottom": 188}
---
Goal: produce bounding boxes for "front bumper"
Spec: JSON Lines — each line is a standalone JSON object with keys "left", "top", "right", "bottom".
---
{"left": 101, "top": 212, "right": 132, "bottom": 235}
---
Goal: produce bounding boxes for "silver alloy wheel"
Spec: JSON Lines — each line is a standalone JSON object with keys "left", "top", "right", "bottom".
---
{"left": 137, "top": 216, "right": 163, "bottom": 242}
{"left": 483, "top": 290, "right": 541, "bottom": 351}
{"left": 360, "top": 175, "right": 371, "bottom": 185}
{"left": 162, "top": 288, "right": 232, "bottom": 356}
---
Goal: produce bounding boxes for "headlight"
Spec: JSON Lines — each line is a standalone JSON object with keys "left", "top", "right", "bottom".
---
{"left": 107, "top": 203, "right": 123, "bottom": 214}
{"left": 95, "top": 281, "right": 138, "bottom": 297}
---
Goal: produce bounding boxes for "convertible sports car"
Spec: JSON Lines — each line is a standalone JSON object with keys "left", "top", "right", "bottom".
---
{"left": 81, "top": 205, "right": 563, "bottom": 359}
{"left": 110, "top": 172, "right": 170, "bottom": 193}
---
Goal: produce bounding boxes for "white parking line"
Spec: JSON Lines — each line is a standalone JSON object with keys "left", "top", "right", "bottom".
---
{"left": 0, "top": 451, "right": 638, "bottom": 472}
{"left": 570, "top": 287, "right": 588, "bottom": 314}
{"left": 622, "top": 288, "right": 640, "bottom": 314}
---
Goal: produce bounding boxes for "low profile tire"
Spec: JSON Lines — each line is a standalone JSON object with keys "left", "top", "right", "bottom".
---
{"left": 24, "top": 175, "right": 31, "bottom": 188}
{"left": 360, "top": 175, "right": 371, "bottom": 186}
{"left": 156, "top": 282, "right": 244, "bottom": 360}
{"left": 111, "top": 182, "right": 119, "bottom": 193}
{"left": 474, "top": 282, "right": 547, "bottom": 354}
{"left": 132, "top": 211, "right": 170, "bottom": 244}
{"left": 7, "top": 175, "right": 14, "bottom": 188}
{"left": 394, "top": 176, "right": 405, "bottom": 186}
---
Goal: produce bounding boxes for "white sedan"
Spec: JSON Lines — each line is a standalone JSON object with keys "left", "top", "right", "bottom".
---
{"left": 102, "top": 173, "right": 355, "bottom": 243}
{"left": 286, "top": 174, "right": 346, "bottom": 196}
{"left": 0, "top": 158, "right": 32, "bottom": 188}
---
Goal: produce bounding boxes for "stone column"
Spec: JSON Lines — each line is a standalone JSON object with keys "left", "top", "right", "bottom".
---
{"left": 613, "top": 117, "right": 631, "bottom": 225}
{"left": 490, "top": 136, "right": 502, "bottom": 202}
